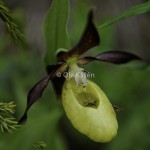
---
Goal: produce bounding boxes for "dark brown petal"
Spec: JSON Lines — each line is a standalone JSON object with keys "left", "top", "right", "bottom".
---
{"left": 47, "top": 64, "right": 68, "bottom": 98}
{"left": 18, "top": 63, "right": 67, "bottom": 124}
{"left": 78, "top": 51, "right": 142, "bottom": 65}
{"left": 46, "top": 63, "right": 68, "bottom": 76}
{"left": 51, "top": 76, "right": 66, "bottom": 98}
{"left": 57, "top": 10, "right": 100, "bottom": 61}
{"left": 96, "top": 51, "right": 141, "bottom": 64}
{"left": 18, "top": 75, "right": 51, "bottom": 124}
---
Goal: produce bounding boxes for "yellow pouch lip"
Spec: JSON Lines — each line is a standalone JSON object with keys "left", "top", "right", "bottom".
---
{"left": 62, "top": 79, "right": 118, "bottom": 143}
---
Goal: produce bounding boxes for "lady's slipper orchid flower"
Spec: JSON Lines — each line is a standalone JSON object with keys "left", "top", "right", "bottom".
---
{"left": 19, "top": 10, "right": 143, "bottom": 142}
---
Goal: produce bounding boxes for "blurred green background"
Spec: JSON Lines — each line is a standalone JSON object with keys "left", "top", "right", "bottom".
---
{"left": 0, "top": 0, "right": 150, "bottom": 150}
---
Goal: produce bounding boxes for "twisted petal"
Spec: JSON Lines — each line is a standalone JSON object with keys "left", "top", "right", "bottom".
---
{"left": 18, "top": 75, "right": 51, "bottom": 124}
{"left": 19, "top": 63, "right": 67, "bottom": 124}
{"left": 78, "top": 51, "right": 143, "bottom": 65}
{"left": 57, "top": 10, "right": 100, "bottom": 61}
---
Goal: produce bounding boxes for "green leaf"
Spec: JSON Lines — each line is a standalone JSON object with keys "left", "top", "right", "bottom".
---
{"left": 44, "top": 0, "right": 71, "bottom": 65}
{"left": 99, "top": 1, "right": 150, "bottom": 29}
